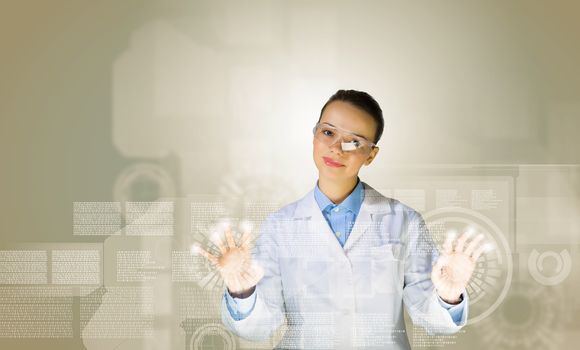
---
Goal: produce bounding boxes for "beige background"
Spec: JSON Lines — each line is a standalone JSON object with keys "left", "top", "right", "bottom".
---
{"left": 1, "top": 0, "right": 579, "bottom": 349}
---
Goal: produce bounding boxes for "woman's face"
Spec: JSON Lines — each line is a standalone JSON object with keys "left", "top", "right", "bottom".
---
{"left": 313, "top": 101, "right": 380, "bottom": 182}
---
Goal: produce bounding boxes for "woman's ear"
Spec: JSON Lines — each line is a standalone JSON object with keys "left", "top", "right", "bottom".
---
{"left": 364, "top": 147, "right": 379, "bottom": 165}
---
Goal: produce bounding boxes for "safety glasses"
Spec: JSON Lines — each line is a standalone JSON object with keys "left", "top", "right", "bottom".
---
{"left": 313, "top": 122, "right": 376, "bottom": 155}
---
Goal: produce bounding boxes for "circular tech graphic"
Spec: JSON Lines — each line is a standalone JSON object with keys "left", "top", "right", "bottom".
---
{"left": 189, "top": 323, "right": 236, "bottom": 350}
{"left": 185, "top": 171, "right": 300, "bottom": 291}
{"left": 528, "top": 249, "right": 572, "bottom": 286}
{"left": 113, "top": 162, "right": 176, "bottom": 204}
{"left": 477, "top": 281, "right": 564, "bottom": 349}
{"left": 189, "top": 220, "right": 263, "bottom": 292}
{"left": 423, "top": 207, "right": 513, "bottom": 325}
{"left": 218, "top": 171, "right": 300, "bottom": 226}
{"left": 191, "top": 241, "right": 226, "bottom": 292}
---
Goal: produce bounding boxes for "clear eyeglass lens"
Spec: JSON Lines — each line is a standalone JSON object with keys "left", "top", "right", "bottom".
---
{"left": 314, "top": 124, "right": 371, "bottom": 153}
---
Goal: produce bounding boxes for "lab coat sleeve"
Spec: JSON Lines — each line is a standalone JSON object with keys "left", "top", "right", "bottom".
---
{"left": 402, "top": 211, "right": 469, "bottom": 334}
{"left": 221, "top": 215, "right": 286, "bottom": 341}
{"left": 437, "top": 293, "right": 468, "bottom": 325}
{"left": 224, "top": 289, "right": 257, "bottom": 321}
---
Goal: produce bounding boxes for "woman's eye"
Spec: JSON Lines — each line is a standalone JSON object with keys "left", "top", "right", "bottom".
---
{"left": 322, "top": 129, "right": 334, "bottom": 137}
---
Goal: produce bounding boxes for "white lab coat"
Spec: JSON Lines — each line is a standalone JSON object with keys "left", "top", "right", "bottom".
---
{"left": 222, "top": 183, "right": 467, "bottom": 349}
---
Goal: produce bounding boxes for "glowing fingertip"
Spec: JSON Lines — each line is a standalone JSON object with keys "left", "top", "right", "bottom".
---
{"left": 220, "top": 221, "right": 230, "bottom": 230}
{"left": 483, "top": 243, "right": 495, "bottom": 252}
{"left": 210, "top": 231, "right": 221, "bottom": 243}
{"left": 446, "top": 230, "right": 457, "bottom": 240}
{"left": 190, "top": 244, "right": 200, "bottom": 255}
{"left": 465, "top": 227, "right": 476, "bottom": 237}
{"left": 240, "top": 220, "right": 253, "bottom": 233}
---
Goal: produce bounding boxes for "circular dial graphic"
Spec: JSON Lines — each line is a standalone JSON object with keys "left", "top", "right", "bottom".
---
{"left": 423, "top": 207, "right": 513, "bottom": 325}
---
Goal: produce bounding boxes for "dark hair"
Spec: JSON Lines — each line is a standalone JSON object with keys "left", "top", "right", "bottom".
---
{"left": 318, "top": 89, "right": 384, "bottom": 144}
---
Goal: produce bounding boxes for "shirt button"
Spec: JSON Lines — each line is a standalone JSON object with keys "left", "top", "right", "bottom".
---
{"left": 333, "top": 207, "right": 340, "bottom": 212}
{"left": 335, "top": 231, "right": 341, "bottom": 237}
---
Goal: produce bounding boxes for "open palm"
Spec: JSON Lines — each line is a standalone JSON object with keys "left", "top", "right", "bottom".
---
{"left": 431, "top": 231, "right": 488, "bottom": 303}
{"left": 195, "top": 225, "right": 263, "bottom": 295}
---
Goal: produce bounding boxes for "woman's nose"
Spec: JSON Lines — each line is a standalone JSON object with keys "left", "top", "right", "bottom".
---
{"left": 328, "top": 138, "right": 344, "bottom": 155}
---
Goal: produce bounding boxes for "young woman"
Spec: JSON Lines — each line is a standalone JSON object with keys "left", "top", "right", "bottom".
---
{"left": 199, "top": 90, "right": 486, "bottom": 349}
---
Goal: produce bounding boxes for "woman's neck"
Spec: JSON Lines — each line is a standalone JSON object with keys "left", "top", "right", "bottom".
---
{"left": 318, "top": 176, "right": 359, "bottom": 204}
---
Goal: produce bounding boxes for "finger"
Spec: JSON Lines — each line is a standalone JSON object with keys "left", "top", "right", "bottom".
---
{"left": 454, "top": 231, "right": 473, "bottom": 253}
{"left": 224, "top": 224, "right": 236, "bottom": 249}
{"left": 464, "top": 234, "right": 485, "bottom": 256}
{"left": 195, "top": 245, "right": 219, "bottom": 265}
{"left": 240, "top": 229, "right": 253, "bottom": 250}
{"left": 442, "top": 231, "right": 457, "bottom": 255}
{"left": 471, "top": 242, "right": 494, "bottom": 262}
{"left": 211, "top": 231, "right": 228, "bottom": 255}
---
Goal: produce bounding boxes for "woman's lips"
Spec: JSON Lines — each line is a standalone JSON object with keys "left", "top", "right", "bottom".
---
{"left": 323, "top": 156, "right": 344, "bottom": 168}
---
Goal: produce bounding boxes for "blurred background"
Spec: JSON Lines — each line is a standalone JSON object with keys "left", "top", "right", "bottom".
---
{"left": 1, "top": 0, "right": 579, "bottom": 349}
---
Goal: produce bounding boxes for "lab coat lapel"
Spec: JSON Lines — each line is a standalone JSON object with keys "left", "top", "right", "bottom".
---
{"left": 344, "top": 183, "right": 393, "bottom": 252}
{"left": 343, "top": 199, "right": 372, "bottom": 252}
{"left": 293, "top": 189, "right": 347, "bottom": 258}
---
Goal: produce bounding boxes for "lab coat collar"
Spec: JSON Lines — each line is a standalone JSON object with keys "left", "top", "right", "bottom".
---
{"left": 293, "top": 182, "right": 394, "bottom": 253}
{"left": 313, "top": 179, "right": 364, "bottom": 214}
{"left": 295, "top": 182, "right": 393, "bottom": 218}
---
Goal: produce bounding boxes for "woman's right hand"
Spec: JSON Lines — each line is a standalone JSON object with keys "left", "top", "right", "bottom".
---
{"left": 195, "top": 224, "right": 264, "bottom": 297}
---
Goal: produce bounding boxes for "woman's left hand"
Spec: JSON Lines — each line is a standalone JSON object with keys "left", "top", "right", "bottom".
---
{"left": 431, "top": 231, "right": 489, "bottom": 304}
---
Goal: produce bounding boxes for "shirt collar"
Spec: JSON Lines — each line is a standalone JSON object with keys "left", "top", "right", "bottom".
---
{"left": 314, "top": 179, "right": 365, "bottom": 214}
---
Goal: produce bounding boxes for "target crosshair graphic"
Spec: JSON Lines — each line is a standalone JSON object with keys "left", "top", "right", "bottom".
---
{"left": 189, "top": 221, "right": 252, "bottom": 292}
{"left": 189, "top": 323, "right": 236, "bottom": 350}
{"left": 189, "top": 171, "right": 300, "bottom": 292}
{"left": 114, "top": 162, "right": 176, "bottom": 205}
{"left": 477, "top": 281, "right": 564, "bottom": 349}
{"left": 423, "top": 207, "right": 513, "bottom": 325}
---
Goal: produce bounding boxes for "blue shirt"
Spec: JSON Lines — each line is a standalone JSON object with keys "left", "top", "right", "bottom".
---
{"left": 225, "top": 181, "right": 466, "bottom": 323}
{"left": 313, "top": 180, "right": 365, "bottom": 247}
